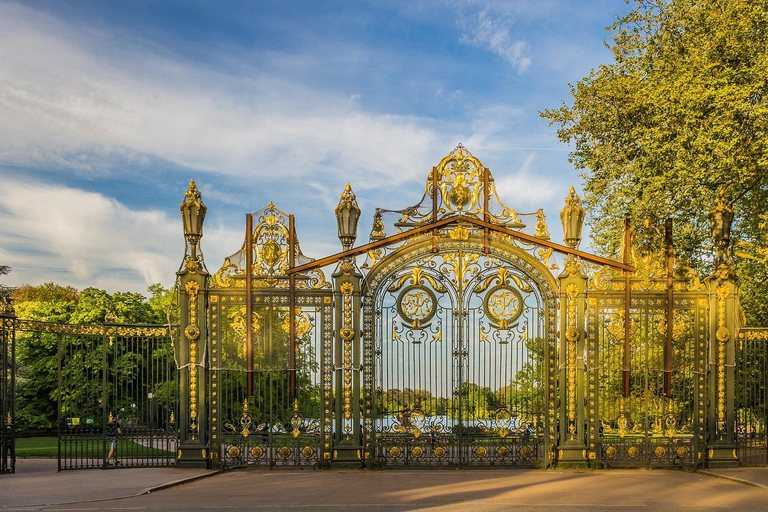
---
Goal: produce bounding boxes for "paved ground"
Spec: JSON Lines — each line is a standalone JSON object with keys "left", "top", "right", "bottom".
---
{"left": 0, "top": 459, "right": 214, "bottom": 509}
{"left": 3, "top": 460, "right": 768, "bottom": 511}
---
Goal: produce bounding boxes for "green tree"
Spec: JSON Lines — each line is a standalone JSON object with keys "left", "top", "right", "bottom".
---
{"left": 541, "top": 0, "right": 768, "bottom": 324}
{"left": 12, "top": 283, "right": 173, "bottom": 430}
{"left": 0, "top": 265, "right": 11, "bottom": 298}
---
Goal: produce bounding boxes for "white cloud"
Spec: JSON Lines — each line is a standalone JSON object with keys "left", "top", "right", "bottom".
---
{"left": 0, "top": 174, "right": 241, "bottom": 292}
{"left": 456, "top": 8, "right": 531, "bottom": 72}
{"left": 492, "top": 153, "right": 557, "bottom": 209}
{"left": 0, "top": 2, "right": 449, "bottom": 189}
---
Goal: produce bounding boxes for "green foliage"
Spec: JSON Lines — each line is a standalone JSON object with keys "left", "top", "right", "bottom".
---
{"left": 12, "top": 283, "right": 174, "bottom": 431}
{"left": 541, "top": 0, "right": 768, "bottom": 324}
{"left": 13, "top": 283, "right": 78, "bottom": 303}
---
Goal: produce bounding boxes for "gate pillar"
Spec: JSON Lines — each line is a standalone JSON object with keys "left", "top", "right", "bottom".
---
{"left": 706, "top": 188, "right": 739, "bottom": 468}
{"left": 556, "top": 188, "right": 589, "bottom": 467}
{"left": 557, "top": 255, "right": 589, "bottom": 467}
{"left": 177, "top": 180, "right": 210, "bottom": 468}
{"left": 331, "top": 183, "right": 363, "bottom": 466}
{"left": 1, "top": 297, "right": 15, "bottom": 474}
{"left": 332, "top": 260, "right": 363, "bottom": 465}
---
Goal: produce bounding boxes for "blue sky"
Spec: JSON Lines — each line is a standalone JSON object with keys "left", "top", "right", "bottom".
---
{"left": 0, "top": 0, "right": 628, "bottom": 293}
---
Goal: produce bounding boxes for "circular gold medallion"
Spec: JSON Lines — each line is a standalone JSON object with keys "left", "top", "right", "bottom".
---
{"left": 433, "top": 446, "right": 445, "bottom": 458}
{"left": 301, "top": 446, "right": 314, "bottom": 458}
{"left": 605, "top": 446, "right": 617, "bottom": 459}
{"left": 475, "top": 446, "right": 488, "bottom": 459}
{"left": 484, "top": 286, "right": 524, "bottom": 329}
{"left": 497, "top": 446, "right": 510, "bottom": 458}
{"left": 397, "top": 285, "right": 437, "bottom": 329}
{"left": 411, "top": 446, "right": 423, "bottom": 458}
{"left": 676, "top": 446, "right": 689, "bottom": 458}
{"left": 262, "top": 240, "right": 282, "bottom": 267}
{"left": 627, "top": 446, "right": 640, "bottom": 459}
{"left": 519, "top": 445, "right": 533, "bottom": 459}
{"left": 389, "top": 446, "right": 402, "bottom": 458}
{"left": 250, "top": 446, "right": 263, "bottom": 458}
{"left": 654, "top": 446, "right": 667, "bottom": 458}
{"left": 184, "top": 324, "right": 200, "bottom": 341}
{"left": 339, "top": 326, "right": 355, "bottom": 341}
{"left": 278, "top": 446, "right": 292, "bottom": 459}
{"left": 227, "top": 445, "right": 241, "bottom": 459}
{"left": 449, "top": 184, "right": 471, "bottom": 210}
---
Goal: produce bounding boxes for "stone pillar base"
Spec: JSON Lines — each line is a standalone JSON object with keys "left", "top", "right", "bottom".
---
{"left": 177, "top": 444, "right": 209, "bottom": 468}
{"left": 708, "top": 445, "right": 739, "bottom": 468}
{"left": 557, "top": 444, "right": 589, "bottom": 468}
{"left": 332, "top": 442, "right": 363, "bottom": 468}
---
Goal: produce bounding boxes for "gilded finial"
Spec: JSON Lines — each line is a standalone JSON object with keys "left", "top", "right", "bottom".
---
{"left": 370, "top": 209, "right": 386, "bottom": 240}
{"left": 336, "top": 183, "right": 361, "bottom": 250}
{"left": 534, "top": 209, "right": 550, "bottom": 239}
{"left": 335, "top": 183, "right": 360, "bottom": 214}
{"left": 560, "top": 186, "right": 585, "bottom": 249}
{"left": 181, "top": 179, "right": 202, "bottom": 209}
{"left": 710, "top": 186, "right": 733, "bottom": 266}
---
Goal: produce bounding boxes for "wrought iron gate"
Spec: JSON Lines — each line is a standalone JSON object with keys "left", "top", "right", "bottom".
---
{"left": 16, "top": 320, "right": 178, "bottom": 470}
{"left": 206, "top": 204, "right": 333, "bottom": 469}
{"left": 367, "top": 241, "right": 556, "bottom": 467}
{"left": 587, "top": 242, "right": 708, "bottom": 468}
{"left": 1, "top": 302, "right": 14, "bottom": 474}
{"left": 736, "top": 329, "right": 768, "bottom": 466}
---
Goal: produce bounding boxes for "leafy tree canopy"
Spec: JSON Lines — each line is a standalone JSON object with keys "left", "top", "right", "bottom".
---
{"left": 541, "top": 0, "right": 768, "bottom": 324}
{"left": 11, "top": 282, "right": 173, "bottom": 430}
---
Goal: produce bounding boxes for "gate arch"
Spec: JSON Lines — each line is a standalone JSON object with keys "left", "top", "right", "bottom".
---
{"left": 362, "top": 234, "right": 559, "bottom": 467}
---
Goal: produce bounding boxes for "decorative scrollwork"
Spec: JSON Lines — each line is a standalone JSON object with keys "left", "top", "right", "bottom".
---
{"left": 212, "top": 203, "right": 330, "bottom": 290}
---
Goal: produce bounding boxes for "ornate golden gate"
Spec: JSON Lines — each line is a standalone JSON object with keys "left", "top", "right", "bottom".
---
{"left": 360, "top": 146, "right": 576, "bottom": 467}
{"left": 204, "top": 204, "right": 333, "bottom": 468}
{"left": 365, "top": 239, "right": 557, "bottom": 467}
{"left": 169, "top": 145, "right": 750, "bottom": 470}
{"left": 585, "top": 225, "right": 708, "bottom": 467}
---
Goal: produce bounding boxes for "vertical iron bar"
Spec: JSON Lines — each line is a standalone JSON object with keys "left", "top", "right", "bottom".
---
{"left": 289, "top": 214, "right": 297, "bottom": 400}
{"left": 57, "top": 333, "right": 62, "bottom": 471}
{"left": 10, "top": 319, "right": 15, "bottom": 474}
{"left": 483, "top": 167, "right": 490, "bottom": 254}
{"left": 622, "top": 218, "right": 631, "bottom": 397}
{"left": 432, "top": 166, "right": 438, "bottom": 253}
{"left": 102, "top": 331, "right": 108, "bottom": 469}
{"left": 457, "top": 247, "right": 464, "bottom": 467}
{"left": 664, "top": 219, "right": 674, "bottom": 397}
{"left": 246, "top": 214, "right": 254, "bottom": 397}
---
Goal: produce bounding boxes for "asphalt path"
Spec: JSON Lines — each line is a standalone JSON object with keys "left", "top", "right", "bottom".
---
{"left": 4, "top": 460, "right": 768, "bottom": 511}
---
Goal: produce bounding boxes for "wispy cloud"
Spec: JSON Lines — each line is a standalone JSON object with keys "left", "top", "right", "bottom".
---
{"left": 456, "top": 8, "right": 531, "bottom": 72}
{"left": 0, "top": 173, "right": 241, "bottom": 292}
{"left": 0, "top": 2, "right": 451, "bottom": 189}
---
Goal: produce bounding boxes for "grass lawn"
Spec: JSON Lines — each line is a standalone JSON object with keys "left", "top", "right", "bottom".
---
{"left": 15, "top": 436, "right": 175, "bottom": 458}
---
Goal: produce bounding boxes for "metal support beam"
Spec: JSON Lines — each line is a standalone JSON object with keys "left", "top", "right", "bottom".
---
{"left": 287, "top": 215, "right": 634, "bottom": 276}
{"left": 664, "top": 219, "right": 674, "bottom": 398}
{"left": 622, "top": 218, "right": 631, "bottom": 398}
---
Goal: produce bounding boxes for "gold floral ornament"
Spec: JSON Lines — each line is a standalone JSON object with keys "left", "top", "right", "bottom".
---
{"left": 369, "top": 144, "right": 539, "bottom": 249}
{"left": 212, "top": 203, "right": 330, "bottom": 290}
{"left": 281, "top": 310, "right": 313, "bottom": 340}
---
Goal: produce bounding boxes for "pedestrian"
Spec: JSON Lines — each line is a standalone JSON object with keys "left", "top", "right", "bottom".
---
{"left": 106, "top": 414, "right": 122, "bottom": 466}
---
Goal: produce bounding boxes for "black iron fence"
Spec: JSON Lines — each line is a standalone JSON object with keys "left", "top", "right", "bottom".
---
{"left": 1, "top": 309, "right": 14, "bottom": 474}
{"left": 16, "top": 320, "right": 178, "bottom": 470}
{"left": 736, "top": 329, "right": 768, "bottom": 466}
